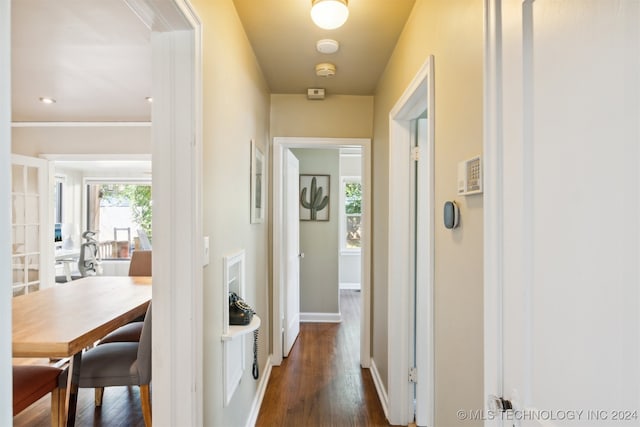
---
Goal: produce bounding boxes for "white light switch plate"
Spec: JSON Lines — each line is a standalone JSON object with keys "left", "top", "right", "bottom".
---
{"left": 203, "top": 236, "right": 210, "bottom": 266}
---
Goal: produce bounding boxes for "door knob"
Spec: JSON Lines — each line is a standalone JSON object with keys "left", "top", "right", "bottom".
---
{"left": 488, "top": 395, "right": 513, "bottom": 413}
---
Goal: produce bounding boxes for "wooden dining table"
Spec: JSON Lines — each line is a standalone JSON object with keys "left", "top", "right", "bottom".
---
{"left": 12, "top": 275, "right": 152, "bottom": 426}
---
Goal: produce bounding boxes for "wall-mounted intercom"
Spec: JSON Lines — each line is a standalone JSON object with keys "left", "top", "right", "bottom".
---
{"left": 457, "top": 155, "right": 483, "bottom": 195}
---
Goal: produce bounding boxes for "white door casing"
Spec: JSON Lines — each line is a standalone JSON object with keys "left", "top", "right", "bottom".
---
{"left": 272, "top": 137, "right": 372, "bottom": 368}
{"left": 388, "top": 55, "right": 435, "bottom": 426}
{"left": 283, "top": 149, "right": 301, "bottom": 357}
{"left": 484, "top": 1, "right": 640, "bottom": 426}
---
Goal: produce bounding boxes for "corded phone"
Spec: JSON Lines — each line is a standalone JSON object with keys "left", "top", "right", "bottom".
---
{"left": 228, "top": 292, "right": 259, "bottom": 379}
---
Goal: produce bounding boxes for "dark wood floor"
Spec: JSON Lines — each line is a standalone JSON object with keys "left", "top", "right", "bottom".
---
{"left": 13, "top": 382, "right": 146, "bottom": 427}
{"left": 256, "top": 290, "right": 390, "bottom": 427}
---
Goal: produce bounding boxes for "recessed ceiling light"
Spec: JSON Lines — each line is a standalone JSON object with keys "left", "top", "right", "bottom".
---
{"left": 39, "top": 97, "right": 56, "bottom": 104}
{"left": 317, "top": 39, "right": 340, "bottom": 54}
{"left": 145, "top": 97, "right": 153, "bottom": 103}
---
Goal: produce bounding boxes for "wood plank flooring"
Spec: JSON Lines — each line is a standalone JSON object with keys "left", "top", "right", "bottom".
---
{"left": 256, "top": 290, "right": 390, "bottom": 427}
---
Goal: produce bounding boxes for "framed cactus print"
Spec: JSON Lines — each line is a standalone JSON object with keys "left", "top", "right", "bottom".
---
{"left": 299, "top": 174, "right": 330, "bottom": 221}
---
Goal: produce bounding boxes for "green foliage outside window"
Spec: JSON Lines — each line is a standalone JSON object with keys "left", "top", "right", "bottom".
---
{"left": 345, "top": 182, "right": 362, "bottom": 214}
{"left": 100, "top": 184, "right": 152, "bottom": 241}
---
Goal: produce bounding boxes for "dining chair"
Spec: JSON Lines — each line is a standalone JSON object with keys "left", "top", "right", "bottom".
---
{"left": 98, "top": 250, "right": 152, "bottom": 344}
{"left": 13, "top": 365, "right": 63, "bottom": 425}
{"left": 60, "top": 303, "right": 153, "bottom": 427}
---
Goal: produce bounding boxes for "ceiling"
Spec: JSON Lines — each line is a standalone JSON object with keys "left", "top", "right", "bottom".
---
{"left": 11, "top": 0, "right": 415, "bottom": 123}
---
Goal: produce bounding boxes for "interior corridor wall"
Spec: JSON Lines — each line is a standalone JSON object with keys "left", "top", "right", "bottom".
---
{"left": 290, "top": 148, "right": 340, "bottom": 317}
{"left": 190, "top": 1, "right": 271, "bottom": 426}
{"left": 372, "top": 1, "right": 484, "bottom": 425}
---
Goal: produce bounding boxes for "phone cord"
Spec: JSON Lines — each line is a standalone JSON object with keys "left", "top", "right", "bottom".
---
{"left": 252, "top": 329, "right": 259, "bottom": 380}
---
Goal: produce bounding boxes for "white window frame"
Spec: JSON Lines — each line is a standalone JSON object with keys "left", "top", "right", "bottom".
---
{"left": 340, "top": 176, "right": 362, "bottom": 253}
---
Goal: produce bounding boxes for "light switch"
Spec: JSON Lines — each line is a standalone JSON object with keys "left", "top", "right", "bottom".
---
{"left": 203, "top": 236, "right": 210, "bottom": 266}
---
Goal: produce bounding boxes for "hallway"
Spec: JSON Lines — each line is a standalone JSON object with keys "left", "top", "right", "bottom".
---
{"left": 256, "top": 290, "right": 389, "bottom": 426}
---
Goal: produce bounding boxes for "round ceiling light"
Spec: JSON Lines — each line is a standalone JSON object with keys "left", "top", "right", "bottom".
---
{"left": 310, "top": 0, "right": 349, "bottom": 30}
{"left": 39, "top": 97, "right": 56, "bottom": 104}
{"left": 316, "top": 39, "right": 340, "bottom": 54}
{"left": 315, "top": 62, "right": 337, "bottom": 78}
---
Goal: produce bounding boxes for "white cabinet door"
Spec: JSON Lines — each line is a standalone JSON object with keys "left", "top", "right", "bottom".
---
{"left": 11, "top": 154, "right": 50, "bottom": 295}
{"left": 485, "top": 1, "right": 640, "bottom": 426}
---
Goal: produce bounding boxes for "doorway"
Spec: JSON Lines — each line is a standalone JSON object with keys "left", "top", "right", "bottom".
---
{"left": 387, "top": 56, "right": 435, "bottom": 426}
{"left": 272, "top": 137, "right": 372, "bottom": 368}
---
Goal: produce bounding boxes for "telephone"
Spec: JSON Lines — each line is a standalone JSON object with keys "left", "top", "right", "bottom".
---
{"left": 229, "top": 292, "right": 255, "bottom": 325}
{"left": 228, "top": 292, "right": 260, "bottom": 379}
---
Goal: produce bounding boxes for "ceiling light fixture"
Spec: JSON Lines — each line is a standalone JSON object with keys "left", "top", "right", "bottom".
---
{"left": 310, "top": 0, "right": 349, "bottom": 30}
{"left": 316, "top": 62, "right": 337, "bottom": 78}
{"left": 39, "top": 97, "right": 56, "bottom": 104}
{"left": 145, "top": 97, "right": 153, "bottom": 103}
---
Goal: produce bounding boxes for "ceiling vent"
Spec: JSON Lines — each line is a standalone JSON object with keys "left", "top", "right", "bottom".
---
{"left": 307, "top": 88, "right": 325, "bottom": 100}
{"left": 315, "top": 62, "right": 336, "bottom": 78}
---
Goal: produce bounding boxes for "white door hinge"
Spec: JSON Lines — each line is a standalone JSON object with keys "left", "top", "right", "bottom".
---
{"left": 408, "top": 367, "right": 418, "bottom": 383}
{"left": 411, "top": 146, "right": 421, "bottom": 161}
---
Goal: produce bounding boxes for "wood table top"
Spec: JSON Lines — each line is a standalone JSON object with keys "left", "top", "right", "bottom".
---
{"left": 12, "top": 276, "right": 152, "bottom": 358}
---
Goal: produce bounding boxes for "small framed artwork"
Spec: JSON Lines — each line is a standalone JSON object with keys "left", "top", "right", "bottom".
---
{"left": 250, "top": 140, "right": 264, "bottom": 223}
{"left": 300, "top": 174, "right": 330, "bottom": 221}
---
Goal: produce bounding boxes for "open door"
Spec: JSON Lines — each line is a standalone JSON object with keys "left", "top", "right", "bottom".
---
{"left": 283, "top": 149, "right": 300, "bottom": 357}
{"left": 485, "top": 1, "right": 640, "bottom": 425}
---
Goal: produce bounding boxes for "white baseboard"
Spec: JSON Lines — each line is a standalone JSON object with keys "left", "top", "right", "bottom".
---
{"left": 300, "top": 312, "right": 342, "bottom": 323}
{"left": 245, "top": 354, "right": 272, "bottom": 427}
{"left": 339, "top": 282, "right": 361, "bottom": 290}
{"left": 369, "top": 358, "right": 389, "bottom": 420}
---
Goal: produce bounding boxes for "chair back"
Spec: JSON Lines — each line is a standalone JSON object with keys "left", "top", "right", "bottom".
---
{"left": 78, "top": 241, "right": 99, "bottom": 276}
{"left": 129, "top": 250, "right": 152, "bottom": 276}
{"left": 137, "top": 303, "right": 152, "bottom": 385}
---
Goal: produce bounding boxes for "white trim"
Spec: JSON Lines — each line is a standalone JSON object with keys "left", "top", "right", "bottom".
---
{"left": 483, "top": 1, "right": 503, "bottom": 427}
{"left": 369, "top": 359, "right": 389, "bottom": 420}
{"left": 300, "top": 312, "right": 342, "bottom": 323}
{"left": 0, "top": 0, "right": 10, "bottom": 423}
{"left": 11, "top": 121, "right": 151, "bottom": 127}
{"left": 245, "top": 355, "right": 273, "bottom": 427}
{"left": 40, "top": 154, "right": 151, "bottom": 162}
{"left": 143, "top": 0, "right": 203, "bottom": 425}
{"left": 387, "top": 56, "right": 435, "bottom": 427}
{"left": 272, "top": 137, "right": 372, "bottom": 370}
{"left": 339, "top": 282, "right": 361, "bottom": 290}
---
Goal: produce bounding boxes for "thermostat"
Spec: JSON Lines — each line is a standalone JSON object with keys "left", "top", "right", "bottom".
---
{"left": 443, "top": 201, "right": 460, "bottom": 229}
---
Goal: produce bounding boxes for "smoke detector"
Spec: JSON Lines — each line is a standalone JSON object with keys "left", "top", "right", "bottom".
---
{"left": 315, "top": 62, "right": 336, "bottom": 78}
{"left": 316, "top": 39, "right": 339, "bottom": 54}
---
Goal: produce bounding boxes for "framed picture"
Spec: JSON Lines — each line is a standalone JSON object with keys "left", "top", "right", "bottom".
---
{"left": 300, "top": 174, "right": 330, "bottom": 221}
{"left": 250, "top": 140, "right": 264, "bottom": 223}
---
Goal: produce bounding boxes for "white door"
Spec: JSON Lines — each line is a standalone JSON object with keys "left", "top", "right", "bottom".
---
{"left": 485, "top": 1, "right": 640, "bottom": 426}
{"left": 11, "top": 154, "right": 50, "bottom": 295}
{"left": 283, "top": 149, "right": 300, "bottom": 357}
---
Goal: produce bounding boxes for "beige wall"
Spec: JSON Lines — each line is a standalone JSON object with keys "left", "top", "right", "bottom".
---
{"left": 271, "top": 94, "right": 373, "bottom": 138}
{"left": 291, "top": 148, "right": 340, "bottom": 315}
{"left": 372, "top": 0, "right": 484, "bottom": 425}
{"left": 190, "top": 1, "right": 271, "bottom": 426}
{"left": 11, "top": 126, "right": 151, "bottom": 156}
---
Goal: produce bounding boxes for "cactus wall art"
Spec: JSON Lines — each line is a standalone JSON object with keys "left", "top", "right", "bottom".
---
{"left": 299, "top": 174, "right": 330, "bottom": 221}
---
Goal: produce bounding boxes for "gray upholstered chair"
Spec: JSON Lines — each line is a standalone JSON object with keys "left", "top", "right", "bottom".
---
{"left": 60, "top": 303, "right": 152, "bottom": 426}
{"left": 98, "top": 250, "right": 151, "bottom": 344}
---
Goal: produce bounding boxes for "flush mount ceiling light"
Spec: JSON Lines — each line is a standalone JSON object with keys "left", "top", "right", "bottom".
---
{"left": 316, "top": 62, "right": 337, "bottom": 78}
{"left": 39, "top": 97, "right": 56, "bottom": 104}
{"left": 316, "top": 39, "right": 340, "bottom": 54}
{"left": 310, "top": 0, "right": 349, "bottom": 30}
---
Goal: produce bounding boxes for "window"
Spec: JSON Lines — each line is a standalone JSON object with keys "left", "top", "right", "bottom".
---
{"left": 342, "top": 178, "right": 362, "bottom": 250}
{"left": 85, "top": 181, "right": 152, "bottom": 260}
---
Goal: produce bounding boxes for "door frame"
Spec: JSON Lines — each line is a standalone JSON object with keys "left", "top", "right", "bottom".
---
{"left": 272, "top": 137, "right": 372, "bottom": 367}
{"left": 483, "top": 2, "right": 503, "bottom": 426}
{"left": 387, "top": 55, "right": 435, "bottom": 426}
